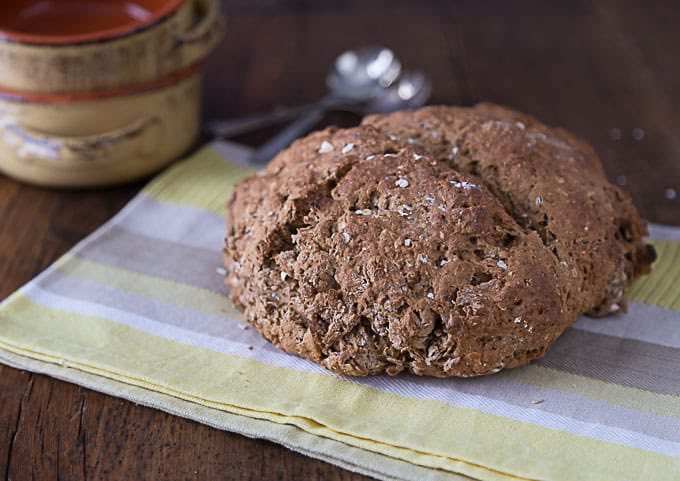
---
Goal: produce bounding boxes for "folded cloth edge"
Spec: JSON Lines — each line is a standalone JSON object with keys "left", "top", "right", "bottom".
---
{"left": 0, "top": 347, "right": 474, "bottom": 481}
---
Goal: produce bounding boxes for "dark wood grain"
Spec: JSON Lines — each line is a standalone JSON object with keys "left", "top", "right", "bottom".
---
{"left": 1, "top": 1, "right": 679, "bottom": 480}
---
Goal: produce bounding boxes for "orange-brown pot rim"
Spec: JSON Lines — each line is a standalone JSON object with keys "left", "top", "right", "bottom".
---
{"left": 0, "top": 60, "right": 203, "bottom": 104}
{"left": 0, "top": 0, "right": 185, "bottom": 46}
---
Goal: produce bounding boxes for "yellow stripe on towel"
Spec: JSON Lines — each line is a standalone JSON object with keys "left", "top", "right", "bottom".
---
{"left": 0, "top": 295, "right": 677, "bottom": 481}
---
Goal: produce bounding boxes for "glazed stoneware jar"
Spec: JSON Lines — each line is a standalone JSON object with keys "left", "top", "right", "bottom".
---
{"left": 0, "top": 0, "right": 223, "bottom": 187}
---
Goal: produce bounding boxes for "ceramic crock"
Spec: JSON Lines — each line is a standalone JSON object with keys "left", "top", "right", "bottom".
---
{"left": 0, "top": 63, "right": 202, "bottom": 188}
{"left": 0, "top": 0, "right": 223, "bottom": 93}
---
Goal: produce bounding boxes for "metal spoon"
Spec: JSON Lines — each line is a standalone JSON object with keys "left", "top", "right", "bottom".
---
{"left": 249, "top": 48, "right": 408, "bottom": 164}
{"left": 214, "top": 70, "right": 433, "bottom": 169}
{"left": 207, "top": 46, "right": 402, "bottom": 139}
{"left": 248, "top": 69, "right": 431, "bottom": 164}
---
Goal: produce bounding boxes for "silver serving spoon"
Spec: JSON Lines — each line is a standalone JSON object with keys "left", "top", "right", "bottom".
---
{"left": 248, "top": 69, "right": 431, "bottom": 164}
{"left": 207, "top": 46, "right": 402, "bottom": 138}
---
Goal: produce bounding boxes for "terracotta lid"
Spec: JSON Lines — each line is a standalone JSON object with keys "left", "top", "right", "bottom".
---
{"left": 0, "top": 0, "right": 185, "bottom": 45}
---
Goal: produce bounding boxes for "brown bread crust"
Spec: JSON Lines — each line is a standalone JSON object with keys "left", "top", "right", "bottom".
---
{"left": 363, "top": 104, "right": 654, "bottom": 317}
{"left": 224, "top": 104, "right": 654, "bottom": 377}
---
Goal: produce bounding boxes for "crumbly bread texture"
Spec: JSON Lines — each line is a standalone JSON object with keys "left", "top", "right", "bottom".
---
{"left": 224, "top": 104, "right": 655, "bottom": 377}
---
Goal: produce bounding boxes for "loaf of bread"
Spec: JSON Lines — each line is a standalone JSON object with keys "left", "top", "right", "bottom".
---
{"left": 224, "top": 104, "right": 655, "bottom": 377}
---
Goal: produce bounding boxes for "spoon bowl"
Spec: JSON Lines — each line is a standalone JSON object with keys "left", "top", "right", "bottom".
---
{"left": 326, "top": 46, "right": 402, "bottom": 101}
{"left": 363, "top": 70, "right": 432, "bottom": 113}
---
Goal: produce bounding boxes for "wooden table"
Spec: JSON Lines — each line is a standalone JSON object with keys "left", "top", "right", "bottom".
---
{"left": 2, "top": 1, "right": 679, "bottom": 480}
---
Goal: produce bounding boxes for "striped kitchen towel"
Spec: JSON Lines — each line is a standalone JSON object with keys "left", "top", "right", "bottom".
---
{"left": 1, "top": 141, "right": 679, "bottom": 481}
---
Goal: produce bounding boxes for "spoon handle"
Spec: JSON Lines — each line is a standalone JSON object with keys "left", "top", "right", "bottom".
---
{"left": 250, "top": 109, "right": 326, "bottom": 164}
{"left": 206, "top": 103, "right": 318, "bottom": 138}
{"left": 206, "top": 96, "right": 350, "bottom": 139}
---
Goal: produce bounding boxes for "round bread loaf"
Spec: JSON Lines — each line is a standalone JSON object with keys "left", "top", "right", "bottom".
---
{"left": 224, "top": 104, "right": 655, "bottom": 377}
